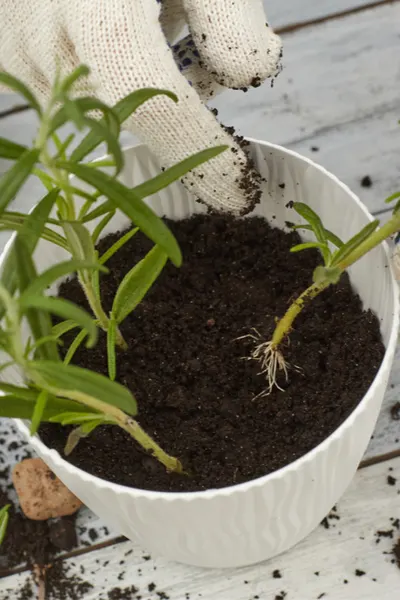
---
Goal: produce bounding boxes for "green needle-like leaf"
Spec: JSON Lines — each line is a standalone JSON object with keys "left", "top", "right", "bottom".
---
{"left": 30, "top": 389, "right": 49, "bottom": 435}
{"left": 290, "top": 242, "right": 330, "bottom": 253}
{"left": 57, "top": 161, "right": 182, "bottom": 267}
{"left": 64, "top": 329, "right": 88, "bottom": 365}
{"left": 0, "top": 137, "right": 27, "bottom": 160}
{"left": 293, "top": 203, "right": 327, "bottom": 246}
{"left": 99, "top": 227, "right": 138, "bottom": 265}
{"left": 291, "top": 223, "right": 343, "bottom": 248}
{"left": 62, "top": 221, "right": 96, "bottom": 264}
{"left": 21, "top": 296, "right": 97, "bottom": 347}
{"left": 332, "top": 219, "right": 380, "bottom": 266}
{"left": 20, "top": 259, "right": 106, "bottom": 300}
{"left": 0, "top": 391, "right": 90, "bottom": 420}
{"left": 14, "top": 239, "right": 58, "bottom": 361}
{"left": 132, "top": 146, "right": 229, "bottom": 199}
{"left": 0, "top": 188, "right": 60, "bottom": 310}
{"left": 113, "top": 245, "right": 167, "bottom": 324}
{"left": 0, "top": 149, "right": 39, "bottom": 216}
{"left": 0, "top": 72, "right": 42, "bottom": 114}
{"left": 0, "top": 504, "right": 10, "bottom": 545}
{"left": 70, "top": 88, "right": 178, "bottom": 163}
{"left": 52, "top": 320, "right": 79, "bottom": 339}
{"left": 29, "top": 360, "right": 137, "bottom": 416}
{"left": 107, "top": 317, "right": 117, "bottom": 381}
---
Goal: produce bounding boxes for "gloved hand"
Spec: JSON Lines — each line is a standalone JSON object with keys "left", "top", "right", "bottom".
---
{"left": 0, "top": 0, "right": 282, "bottom": 214}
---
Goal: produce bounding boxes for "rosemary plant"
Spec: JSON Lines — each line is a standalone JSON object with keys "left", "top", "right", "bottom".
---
{"left": 0, "top": 66, "right": 227, "bottom": 473}
{"left": 248, "top": 194, "right": 400, "bottom": 393}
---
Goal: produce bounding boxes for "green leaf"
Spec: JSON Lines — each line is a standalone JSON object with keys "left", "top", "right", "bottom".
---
{"left": 290, "top": 242, "right": 330, "bottom": 253}
{"left": 132, "top": 146, "right": 229, "bottom": 199}
{"left": 0, "top": 504, "right": 10, "bottom": 545}
{"left": 62, "top": 221, "right": 96, "bottom": 264}
{"left": 70, "top": 88, "right": 178, "bottom": 163}
{"left": 332, "top": 219, "right": 380, "bottom": 266}
{"left": 0, "top": 212, "right": 68, "bottom": 250}
{"left": 0, "top": 189, "right": 59, "bottom": 305}
{"left": 64, "top": 329, "right": 87, "bottom": 365}
{"left": 82, "top": 200, "right": 112, "bottom": 223}
{"left": 0, "top": 137, "right": 27, "bottom": 160}
{"left": 291, "top": 223, "right": 343, "bottom": 248}
{"left": 50, "top": 96, "right": 123, "bottom": 171}
{"left": 25, "top": 335, "right": 63, "bottom": 360}
{"left": 53, "top": 132, "right": 75, "bottom": 160}
{"left": 49, "top": 411, "right": 104, "bottom": 425}
{"left": 0, "top": 72, "right": 42, "bottom": 114}
{"left": 0, "top": 149, "right": 39, "bottom": 216}
{"left": 52, "top": 319, "right": 79, "bottom": 339}
{"left": 385, "top": 191, "right": 400, "bottom": 204}
{"left": 293, "top": 203, "right": 327, "bottom": 245}
{"left": 20, "top": 259, "right": 106, "bottom": 300}
{"left": 113, "top": 245, "right": 167, "bottom": 324}
{"left": 100, "top": 227, "right": 138, "bottom": 265}
{"left": 91, "top": 210, "right": 116, "bottom": 244}
{"left": 313, "top": 265, "right": 342, "bottom": 285}
{"left": 21, "top": 296, "right": 97, "bottom": 348}
{"left": 0, "top": 391, "right": 90, "bottom": 420}
{"left": 64, "top": 421, "right": 104, "bottom": 455}
{"left": 14, "top": 238, "right": 58, "bottom": 361}
{"left": 83, "top": 117, "right": 123, "bottom": 174}
{"left": 0, "top": 382, "right": 43, "bottom": 400}
{"left": 29, "top": 360, "right": 137, "bottom": 416}
{"left": 30, "top": 389, "right": 49, "bottom": 435}
{"left": 107, "top": 317, "right": 117, "bottom": 381}
{"left": 57, "top": 162, "right": 182, "bottom": 267}
{"left": 58, "top": 65, "right": 90, "bottom": 97}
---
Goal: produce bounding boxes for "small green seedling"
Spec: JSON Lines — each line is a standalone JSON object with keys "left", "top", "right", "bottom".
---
{"left": 247, "top": 194, "right": 400, "bottom": 394}
{"left": 0, "top": 66, "right": 228, "bottom": 472}
{"left": 0, "top": 504, "right": 10, "bottom": 545}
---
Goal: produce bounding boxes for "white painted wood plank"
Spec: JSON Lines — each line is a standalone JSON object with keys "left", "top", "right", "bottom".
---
{"left": 2, "top": 456, "right": 400, "bottom": 599}
{"left": 366, "top": 344, "right": 400, "bottom": 459}
{"left": 0, "top": 94, "right": 23, "bottom": 115}
{"left": 267, "top": 0, "right": 383, "bottom": 29}
{"left": 212, "top": 3, "right": 400, "bottom": 215}
{"left": 1, "top": 4, "right": 399, "bottom": 221}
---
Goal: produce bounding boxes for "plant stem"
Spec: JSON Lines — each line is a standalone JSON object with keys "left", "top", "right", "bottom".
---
{"left": 272, "top": 213, "right": 400, "bottom": 347}
{"left": 28, "top": 370, "right": 182, "bottom": 473}
{"left": 271, "top": 281, "right": 329, "bottom": 347}
{"left": 120, "top": 417, "right": 184, "bottom": 473}
{"left": 338, "top": 214, "right": 400, "bottom": 270}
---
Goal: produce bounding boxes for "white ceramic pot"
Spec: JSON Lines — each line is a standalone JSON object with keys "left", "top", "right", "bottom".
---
{"left": 8, "top": 140, "right": 399, "bottom": 568}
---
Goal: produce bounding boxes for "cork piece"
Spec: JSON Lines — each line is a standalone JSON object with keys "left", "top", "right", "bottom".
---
{"left": 12, "top": 458, "right": 82, "bottom": 520}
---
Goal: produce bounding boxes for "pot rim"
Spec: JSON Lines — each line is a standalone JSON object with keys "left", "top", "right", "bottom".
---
{"left": 13, "top": 138, "right": 400, "bottom": 502}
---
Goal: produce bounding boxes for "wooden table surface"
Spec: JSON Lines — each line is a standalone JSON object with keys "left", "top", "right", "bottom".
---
{"left": 0, "top": 1, "right": 400, "bottom": 598}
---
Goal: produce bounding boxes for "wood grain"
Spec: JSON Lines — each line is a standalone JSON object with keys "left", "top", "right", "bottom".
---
{"left": 1, "top": 456, "right": 399, "bottom": 599}
{"left": 212, "top": 2, "right": 400, "bottom": 215}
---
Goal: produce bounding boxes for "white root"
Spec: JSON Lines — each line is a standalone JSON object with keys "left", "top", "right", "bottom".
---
{"left": 237, "top": 329, "right": 290, "bottom": 396}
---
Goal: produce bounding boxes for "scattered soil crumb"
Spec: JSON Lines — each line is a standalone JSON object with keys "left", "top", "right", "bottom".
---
{"left": 360, "top": 175, "right": 372, "bottom": 188}
{"left": 273, "top": 569, "right": 282, "bottom": 579}
{"left": 355, "top": 569, "right": 366, "bottom": 577}
{"left": 390, "top": 402, "right": 400, "bottom": 420}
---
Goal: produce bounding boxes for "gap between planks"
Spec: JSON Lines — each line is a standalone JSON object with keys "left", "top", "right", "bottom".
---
{"left": 275, "top": 0, "right": 399, "bottom": 34}
{"left": 0, "top": 0, "right": 399, "bottom": 122}
{"left": 2, "top": 446, "right": 399, "bottom": 580}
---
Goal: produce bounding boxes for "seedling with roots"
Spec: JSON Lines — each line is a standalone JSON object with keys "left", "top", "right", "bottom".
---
{"left": 246, "top": 193, "right": 400, "bottom": 393}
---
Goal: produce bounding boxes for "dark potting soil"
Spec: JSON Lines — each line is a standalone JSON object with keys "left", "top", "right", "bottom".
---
{"left": 40, "top": 214, "right": 385, "bottom": 492}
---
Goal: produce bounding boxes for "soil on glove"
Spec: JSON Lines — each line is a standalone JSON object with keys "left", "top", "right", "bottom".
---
{"left": 40, "top": 214, "right": 385, "bottom": 492}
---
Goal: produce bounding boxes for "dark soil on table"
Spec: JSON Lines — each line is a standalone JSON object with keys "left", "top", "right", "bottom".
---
{"left": 39, "top": 214, "right": 385, "bottom": 492}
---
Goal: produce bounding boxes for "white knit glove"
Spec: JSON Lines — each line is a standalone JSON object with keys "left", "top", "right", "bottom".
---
{"left": 0, "top": 0, "right": 282, "bottom": 214}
